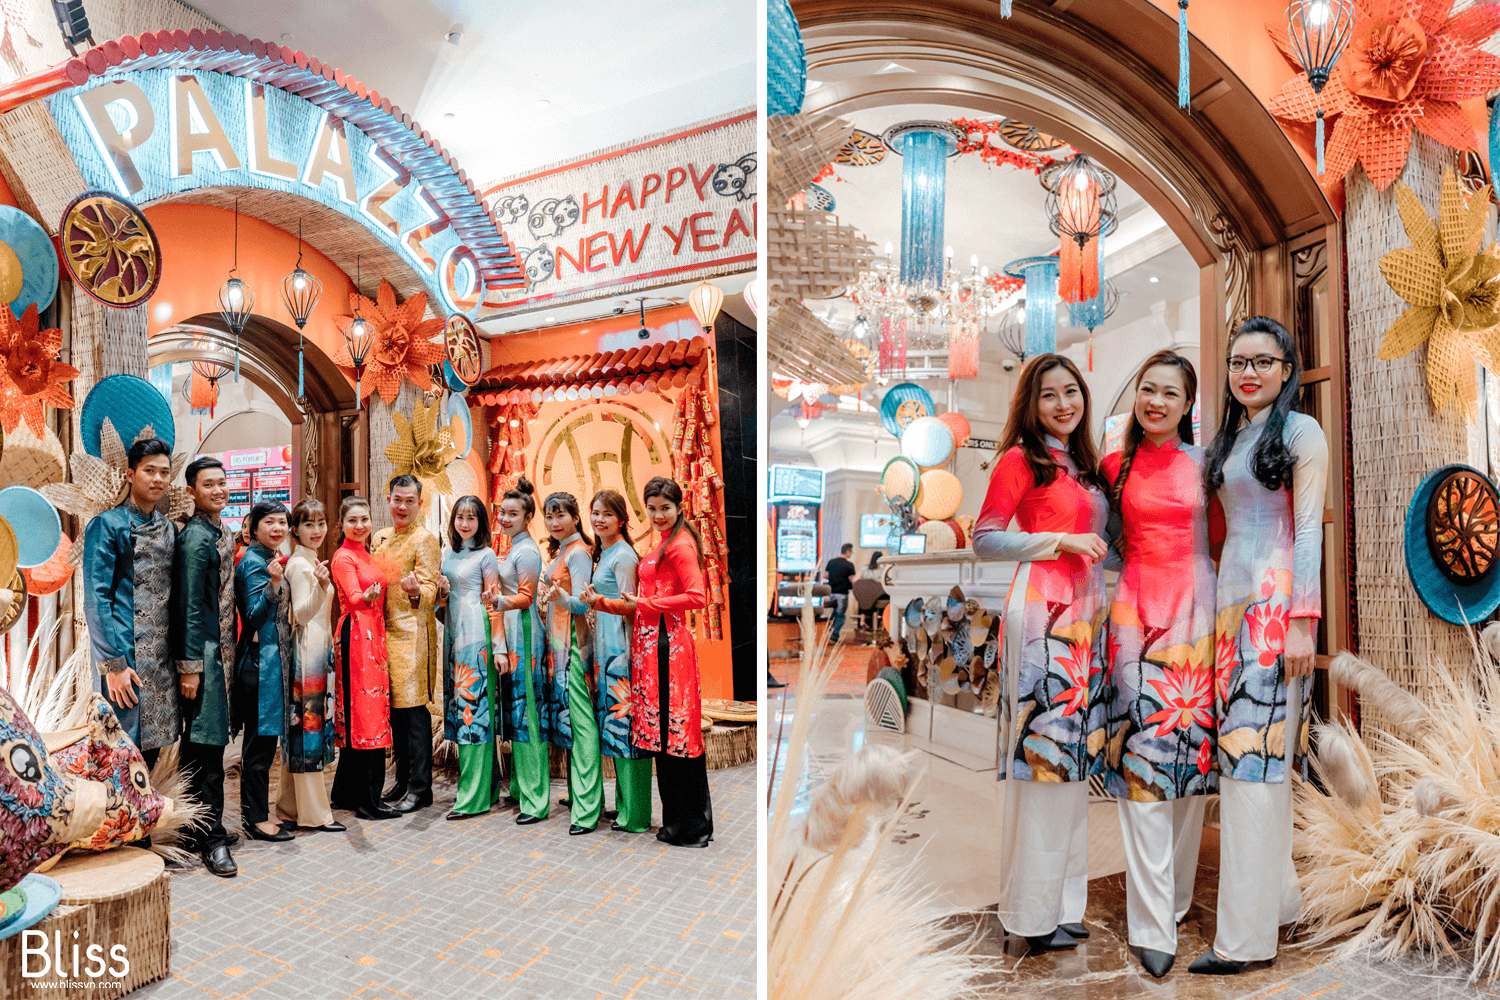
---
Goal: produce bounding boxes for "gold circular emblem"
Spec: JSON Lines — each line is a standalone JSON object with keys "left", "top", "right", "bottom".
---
{"left": 59, "top": 191, "right": 162, "bottom": 308}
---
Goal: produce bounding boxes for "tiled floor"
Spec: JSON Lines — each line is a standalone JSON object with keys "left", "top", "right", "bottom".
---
{"left": 778, "top": 690, "right": 1500, "bottom": 1000}
{"left": 136, "top": 760, "right": 757, "bottom": 1000}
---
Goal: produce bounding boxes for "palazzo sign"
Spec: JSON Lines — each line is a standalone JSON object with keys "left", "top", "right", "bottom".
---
{"left": 48, "top": 67, "right": 506, "bottom": 315}
{"left": 481, "top": 109, "right": 757, "bottom": 316}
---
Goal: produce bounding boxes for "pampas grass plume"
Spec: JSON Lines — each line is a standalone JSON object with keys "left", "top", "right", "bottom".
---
{"left": 1411, "top": 777, "right": 1459, "bottom": 817}
{"left": 802, "top": 745, "right": 918, "bottom": 853}
{"left": 1313, "top": 721, "right": 1375, "bottom": 808}
{"left": 1329, "top": 651, "right": 1427, "bottom": 731}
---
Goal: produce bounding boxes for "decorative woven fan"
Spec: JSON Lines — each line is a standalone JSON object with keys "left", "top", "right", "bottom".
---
{"left": 40, "top": 418, "right": 190, "bottom": 562}
{"left": 1377, "top": 169, "right": 1500, "bottom": 417}
{"left": 0, "top": 303, "right": 76, "bottom": 437}
{"left": 768, "top": 207, "right": 875, "bottom": 306}
{"left": 384, "top": 398, "right": 458, "bottom": 498}
{"left": 768, "top": 114, "right": 855, "bottom": 207}
{"left": 1267, "top": 0, "right": 1500, "bottom": 191}
{"left": 331, "top": 279, "right": 446, "bottom": 406}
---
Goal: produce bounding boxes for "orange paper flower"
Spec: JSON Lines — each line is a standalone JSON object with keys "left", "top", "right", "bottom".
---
{"left": 331, "top": 279, "right": 446, "bottom": 405}
{"left": 0, "top": 303, "right": 77, "bottom": 437}
{"left": 1267, "top": 0, "right": 1500, "bottom": 192}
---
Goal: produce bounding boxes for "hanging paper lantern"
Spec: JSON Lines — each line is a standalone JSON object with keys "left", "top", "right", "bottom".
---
{"left": 916, "top": 469, "right": 963, "bottom": 520}
{"left": 1040, "top": 155, "right": 1118, "bottom": 305}
{"left": 881, "top": 122, "right": 964, "bottom": 290}
{"left": 901, "top": 417, "right": 955, "bottom": 468}
{"left": 1004, "top": 256, "right": 1059, "bottom": 356}
{"left": 1067, "top": 276, "right": 1120, "bottom": 372}
{"left": 1284, "top": 0, "right": 1355, "bottom": 175}
{"left": 937, "top": 411, "right": 971, "bottom": 447}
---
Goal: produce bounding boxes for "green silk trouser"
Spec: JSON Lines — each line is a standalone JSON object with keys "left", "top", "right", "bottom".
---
{"left": 509, "top": 609, "right": 551, "bottom": 819}
{"left": 566, "top": 624, "right": 604, "bottom": 829}
{"left": 611, "top": 756, "right": 653, "bottom": 832}
{"left": 452, "top": 660, "right": 501, "bottom": 815}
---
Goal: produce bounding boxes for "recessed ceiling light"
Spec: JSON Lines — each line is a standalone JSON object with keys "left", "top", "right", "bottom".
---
{"left": 443, "top": 112, "right": 455, "bottom": 120}
{"left": 280, "top": 32, "right": 294, "bottom": 42}
{"left": 1149, "top": 275, "right": 1160, "bottom": 283}
{"left": 546, "top": 315, "right": 557, "bottom": 323}
{"left": 534, "top": 99, "right": 551, "bottom": 109}
{"left": 445, "top": 24, "right": 464, "bottom": 44}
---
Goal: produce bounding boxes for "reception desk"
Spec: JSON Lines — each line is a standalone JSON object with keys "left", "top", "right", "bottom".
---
{"left": 878, "top": 549, "right": 1017, "bottom": 767}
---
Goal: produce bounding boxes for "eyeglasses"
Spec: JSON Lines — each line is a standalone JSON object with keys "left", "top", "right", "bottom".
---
{"left": 1226, "top": 354, "right": 1287, "bottom": 374}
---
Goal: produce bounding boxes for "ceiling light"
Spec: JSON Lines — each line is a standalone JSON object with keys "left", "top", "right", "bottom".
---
{"left": 534, "top": 99, "right": 551, "bottom": 109}
{"left": 280, "top": 32, "right": 294, "bottom": 42}
{"left": 445, "top": 24, "right": 464, "bottom": 44}
{"left": 443, "top": 112, "right": 455, "bottom": 120}
{"left": 545, "top": 316, "right": 556, "bottom": 323}
{"left": 1149, "top": 275, "right": 1160, "bottom": 283}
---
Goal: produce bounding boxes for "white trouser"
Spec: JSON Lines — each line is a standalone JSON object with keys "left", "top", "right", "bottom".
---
{"left": 1119, "top": 796, "right": 1205, "bottom": 953}
{"left": 1000, "top": 779, "right": 1090, "bottom": 937}
{"left": 1213, "top": 676, "right": 1303, "bottom": 962}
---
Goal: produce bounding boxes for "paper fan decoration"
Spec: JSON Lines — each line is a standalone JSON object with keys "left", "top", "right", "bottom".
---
{"left": 1377, "top": 169, "right": 1500, "bottom": 417}
{"left": 0, "top": 303, "right": 76, "bottom": 438}
{"left": 40, "top": 417, "right": 191, "bottom": 560}
{"left": 1266, "top": 1, "right": 1500, "bottom": 191}
{"left": 332, "top": 279, "right": 446, "bottom": 405}
{"left": 385, "top": 397, "right": 458, "bottom": 497}
{"left": 0, "top": 421, "right": 61, "bottom": 490}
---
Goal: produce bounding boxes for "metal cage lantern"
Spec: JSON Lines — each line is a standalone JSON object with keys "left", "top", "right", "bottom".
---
{"left": 1285, "top": 0, "right": 1355, "bottom": 175}
{"left": 1039, "top": 154, "right": 1117, "bottom": 304}
{"left": 217, "top": 276, "right": 255, "bottom": 381}
{"left": 996, "top": 298, "right": 1027, "bottom": 366}
{"left": 344, "top": 316, "right": 375, "bottom": 409}
{"left": 280, "top": 222, "right": 323, "bottom": 400}
{"left": 190, "top": 357, "right": 231, "bottom": 418}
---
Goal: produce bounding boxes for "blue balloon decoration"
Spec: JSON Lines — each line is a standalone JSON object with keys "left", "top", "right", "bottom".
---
{"left": 768, "top": 0, "right": 807, "bottom": 117}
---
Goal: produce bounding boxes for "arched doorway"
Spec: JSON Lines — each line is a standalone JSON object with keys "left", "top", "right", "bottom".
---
{"left": 794, "top": 0, "right": 1351, "bottom": 684}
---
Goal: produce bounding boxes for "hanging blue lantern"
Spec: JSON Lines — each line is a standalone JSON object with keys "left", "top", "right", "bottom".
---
{"left": 1004, "top": 256, "right": 1059, "bottom": 357}
{"left": 768, "top": 0, "right": 807, "bottom": 117}
{"left": 882, "top": 121, "right": 964, "bottom": 291}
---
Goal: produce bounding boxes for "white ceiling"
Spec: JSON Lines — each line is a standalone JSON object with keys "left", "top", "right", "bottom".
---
{"left": 184, "top": 0, "right": 756, "bottom": 183}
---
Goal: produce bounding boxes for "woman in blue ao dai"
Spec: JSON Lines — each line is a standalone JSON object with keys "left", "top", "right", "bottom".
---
{"left": 1189, "top": 317, "right": 1327, "bottom": 976}
{"left": 439, "top": 495, "right": 507, "bottom": 820}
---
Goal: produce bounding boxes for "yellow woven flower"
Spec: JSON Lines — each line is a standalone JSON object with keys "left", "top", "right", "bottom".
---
{"left": 1379, "top": 169, "right": 1500, "bottom": 418}
{"left": 385, "top": 398, "right": 458, "bottom": 498}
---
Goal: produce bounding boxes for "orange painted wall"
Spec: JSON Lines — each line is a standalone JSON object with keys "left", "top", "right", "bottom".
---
{"left": 1146, "top": 0, "right": 1492, "bottom": 177}
{"left": 485, "top": 305, "right": 736, "bottom": 699}
{"left": 143, "top": 203, "right": 357, "bottom": 372}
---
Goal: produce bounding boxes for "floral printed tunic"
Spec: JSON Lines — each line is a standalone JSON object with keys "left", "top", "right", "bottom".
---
{"left": 498, "top": 534, "right": 549, "bottom": 744}
{"left": 1099, "top": 438, "right": 1218, "bottom": 801}
{"left": 1213, "top": 409, "right": 1328, "bottom": 784}
{"left": 598, "top": 530, "right": 707, "bottom": 758}
{"left": 285, "top": 545, "right": 335, "bottom": 771}
{"left": 540, "top": 533, "right": 593, "bottom": 750}
{"left": 330, "top": 539, "right": 392, "bottom": 750}
{"left": 593, "top": 538, "right": 644, "bottom": 759}
{"left": 441, "top": 544, "right": 504, "bottom": 744}
{"left": 973, "top": 438, "right": 1109, "bottom": 782}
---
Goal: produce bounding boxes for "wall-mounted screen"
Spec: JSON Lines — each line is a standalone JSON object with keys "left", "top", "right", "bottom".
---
{"left": 769, "top": 464, "right": 825, "bottom": 503}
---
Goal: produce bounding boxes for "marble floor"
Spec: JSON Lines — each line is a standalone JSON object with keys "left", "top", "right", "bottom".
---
{"left": 773, "top": 689, "right": 1500, "bottom": 1000}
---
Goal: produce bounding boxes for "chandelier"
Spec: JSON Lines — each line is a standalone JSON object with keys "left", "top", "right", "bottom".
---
{"left": 847, "top": 247, "right": 1002, "bottom": 380}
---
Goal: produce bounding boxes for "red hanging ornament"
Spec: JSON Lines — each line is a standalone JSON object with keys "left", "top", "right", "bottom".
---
{"left": 1039, "top": 155, "right": 1117, "bottom": 305}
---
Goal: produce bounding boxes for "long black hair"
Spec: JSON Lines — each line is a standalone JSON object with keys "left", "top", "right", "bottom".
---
{"left": 643, "top": 476, "right": 705, "bottom": 570}
{"left": 447, "top": 495, "right": 492, "bottom": 552}
{"left": 1204, "top": 316, "right": 1302, "bottom": 495}
{"left": 1110, "top": 350, "right": 1198, "bottom": 513}
{"left": 998, "top": 353, "right": 1105, "bottom": 491}
{"left": 542, "top": 491, "right": 592, "bottom": 558}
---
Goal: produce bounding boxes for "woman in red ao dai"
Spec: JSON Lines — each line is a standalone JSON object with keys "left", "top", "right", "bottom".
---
{"left": 1097, "top": 351, "right": 1216, "bottom": 978}
{"left": 972, "top": 354, "right": 1109, "bottom": 953}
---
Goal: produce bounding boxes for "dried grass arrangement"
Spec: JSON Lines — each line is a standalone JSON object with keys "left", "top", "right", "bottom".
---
{"left": 768, "top": 600, "right": 988, "bottom": 999}
{"left": 1295, "top": 633, "right": 1500, "bottom": 981}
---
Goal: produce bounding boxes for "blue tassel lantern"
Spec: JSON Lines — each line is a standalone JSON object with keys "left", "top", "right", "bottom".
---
{"left": 1001, "top": 0, "right": 1012, "bottom": 15}
{"left": 882, "top": 122, "right": 963, "bottom": 291}
{"left": 768, "top": 0, "right": 807, "bottom": 117}
{"left": 1285, "top": 0, "right": 1355, "bottom": 177}
{"left": 1005, "top": 256, "right": 1059, "bottom": 357}
{"left": 1178, "top": 0, "right": 1191, "bottom": 110}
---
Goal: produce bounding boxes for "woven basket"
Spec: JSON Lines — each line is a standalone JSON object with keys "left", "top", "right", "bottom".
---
{"left": 0, "top": 848, "right": 170, "bottom": 999}
{"left": 0, "top": 421, "right": 63, "bottom": 490}
{"left": 705, "top": 722, "right": 756, "bottom": 770}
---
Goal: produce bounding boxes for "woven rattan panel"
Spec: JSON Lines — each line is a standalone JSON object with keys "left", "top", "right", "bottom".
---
{"left": 1347, "top": 132, "right": 1475, "bottom": 750}
{"left": 367, "top": 381, "right": 422, "bottom": 531}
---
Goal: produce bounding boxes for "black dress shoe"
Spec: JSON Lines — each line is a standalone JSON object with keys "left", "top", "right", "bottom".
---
{"left": 611, "top": 821, "right": 644, "bottom": 832}
{"left": 515, "top": 813, "right": 543, "bottom": 825}
{"left": 315, "top": 821, "right": 347, "bottom": 833}
{"left": 603, "top": 809, "right": 618, "bottom": 821}
{"left": 354, "top": 804, "right": 399, "bottom": 820}
{"left": 1024, "top": 928, "right": 1079, "bottom": 952}
{"left": 767, "top": 672, "right": 787, "bottom": 689}
{"left": 390, "top": 793, "right": 431, "bottom": 814}
{"left": 568, "top": 824, "right": 595, "bottom": 835}
{"left": 1188, "top": 949, "right": 1246, "bottom": 975}
{"left": 202, "top": 845, "right": 237, "bottom": 877}
{"left": 277, "top": 820, "right": 296, "bottom": 833}
{"left": 502, "top": 795, "right": 519, "bottom": 807}
{"left": 1140, "top": 949, "right": 1175, "bottom": 978}
{"left": 447, "top": 810, "right": 483, "bottom": 821}
{"left": 1059, "top": 922, "right": 1090, "bottom": 939}
{"left": 243, "top": 822, "right": 294, "bottom": 842}
{"left": 381, "top": 785, "right": 407, "bottom": 804}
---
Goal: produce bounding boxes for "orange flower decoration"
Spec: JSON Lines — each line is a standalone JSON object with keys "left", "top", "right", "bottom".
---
{"left": 1267, "top": 0, "right": 1500, "bottom": 192}
{"left": 331, "top": 279, "right": 446, "bottom": 405}
{"left": 0, "top": 303, "right": 78, "bottom": 437}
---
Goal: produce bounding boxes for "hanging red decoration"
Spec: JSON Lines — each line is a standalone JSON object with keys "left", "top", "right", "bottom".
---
{"left": 1039, "top": 155, "right": 1118, "bottom": 305}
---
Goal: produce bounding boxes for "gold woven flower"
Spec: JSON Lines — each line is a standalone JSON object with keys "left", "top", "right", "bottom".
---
{"left": 1378, "top": 169, "right": 1500, "bottom": 417}
{"left": 384, "top": 398, "right": 458, "bottom": 499}
{"left": 40, "top": 418, "right": 191, "bottom": 563}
